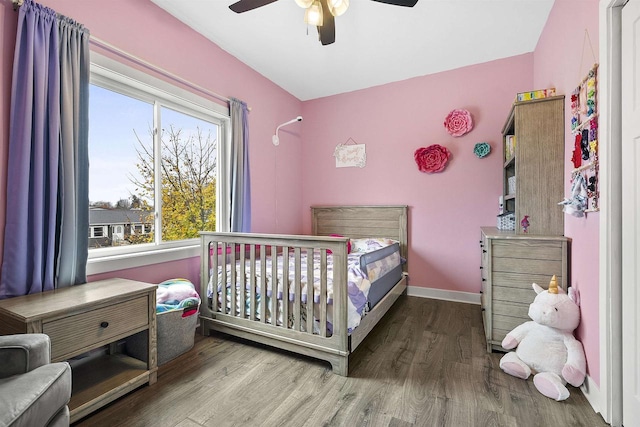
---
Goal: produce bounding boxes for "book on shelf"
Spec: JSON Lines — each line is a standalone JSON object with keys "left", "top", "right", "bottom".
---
{"left": 505, "top": 135, "right": 516, "bottom": 160}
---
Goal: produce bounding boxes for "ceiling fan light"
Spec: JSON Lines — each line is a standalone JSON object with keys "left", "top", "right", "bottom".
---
{"left": 327, "top": 0, "right": 349, "bottom": 17}
{"left": 294, "top": 0, "right": 313, "bottom": 8}
{"left": 304, "top": 1, "right": 323, "bottom": 26}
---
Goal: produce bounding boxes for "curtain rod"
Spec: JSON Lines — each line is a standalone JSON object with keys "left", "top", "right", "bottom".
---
{"left": 10, "top": 0, "right": 249, "bottom": 111}
{"left": 89, "top": 36, "right": 250, "bottom": 111}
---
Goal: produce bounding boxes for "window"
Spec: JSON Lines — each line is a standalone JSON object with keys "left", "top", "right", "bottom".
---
{"left": 90, "top": 226, "right": 105, "bottom": 238}
{"left": 87, "top": 53, "right": 230, "bottom": 274}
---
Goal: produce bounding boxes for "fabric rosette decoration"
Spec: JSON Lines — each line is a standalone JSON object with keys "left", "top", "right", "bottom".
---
{"left": 473, "top": 142, "right": 491, "bottom": 158}
{"left": 414, "top": 144, "right": 451, "bottom": 173}
{"left": 444, "top": 109, "right": 473, "bottom": 137}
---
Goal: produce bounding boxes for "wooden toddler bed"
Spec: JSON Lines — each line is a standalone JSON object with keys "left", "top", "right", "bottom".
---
{"left": 199, "top": 205, "right": 408, "bottom": 375}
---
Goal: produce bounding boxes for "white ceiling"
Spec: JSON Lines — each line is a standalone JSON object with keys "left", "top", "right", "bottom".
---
{"left": 151, "top": 0, "right": 555, "bottom": 101}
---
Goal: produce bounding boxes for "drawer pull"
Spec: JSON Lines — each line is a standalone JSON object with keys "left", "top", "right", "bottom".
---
{"left": 482, "top": 278, "right": 486, "bottom": 282}
{"left": 482, "top": 250, "right": 487, "bottom": 253}
{"left": 479, "top": 266, "right": 483, "bottom": 270}
{"left": 100, "top": 321, "right": 109, "bottom": 328}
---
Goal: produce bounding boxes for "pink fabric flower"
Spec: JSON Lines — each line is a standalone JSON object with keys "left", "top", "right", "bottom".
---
{"left": 444, "top": 109, "right": 473, "bottom": 137}
{"left": 414, "top": 144, "right": 451, "bottom": 173}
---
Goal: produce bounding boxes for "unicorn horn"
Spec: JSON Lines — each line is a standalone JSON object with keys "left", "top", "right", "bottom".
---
{"left": 548, "top": 275, "right": 559, "bottom": 294}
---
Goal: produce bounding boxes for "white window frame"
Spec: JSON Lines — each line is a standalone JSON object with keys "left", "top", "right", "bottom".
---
{"left": 90, "top": 226, "right": 106, "bottom": 238}
{"left": 87, "top": 53, "right": 231, "bottom": 275}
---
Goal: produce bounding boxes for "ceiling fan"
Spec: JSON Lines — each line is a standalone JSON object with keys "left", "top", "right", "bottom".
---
{"left": 228, "top": 0, "right": 419, "bottom": 46}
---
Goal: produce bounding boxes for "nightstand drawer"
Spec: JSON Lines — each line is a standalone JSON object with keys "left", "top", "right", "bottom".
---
{"left": 44, "top": 296, "right": 149, "bottom": 361}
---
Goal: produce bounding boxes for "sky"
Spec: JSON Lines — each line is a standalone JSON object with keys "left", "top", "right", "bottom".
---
{"left": 88, "top": 84, "right": 219, "bottom": 206}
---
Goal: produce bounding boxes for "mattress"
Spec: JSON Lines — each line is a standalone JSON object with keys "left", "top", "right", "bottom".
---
{"left": 208, "top": 239, "right": 403, "bottom": 333}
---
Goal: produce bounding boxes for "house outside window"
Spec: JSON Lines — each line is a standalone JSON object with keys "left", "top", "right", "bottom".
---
{"left": 87, "top": 53, "right": 231, "bottom": 274}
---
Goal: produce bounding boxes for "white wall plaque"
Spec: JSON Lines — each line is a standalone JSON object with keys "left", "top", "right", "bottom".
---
{"left": 334, "top": 143, "right": 366, "bottom": 168}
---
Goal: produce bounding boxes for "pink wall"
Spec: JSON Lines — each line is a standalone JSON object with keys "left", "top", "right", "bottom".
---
{"left": 89, "top": 257, "right": 201, "bottom": 286}
{"left": 0, "top": 0, "right": 304, "bottom": 282}
{"left": 1, "top": 0, "right": 603, "bottom": 388}
{"left": 533, "top": 0, "right": 600, "bottom": 385}
{"left": 300, "top": 55, "right": 534, "bottom": 292}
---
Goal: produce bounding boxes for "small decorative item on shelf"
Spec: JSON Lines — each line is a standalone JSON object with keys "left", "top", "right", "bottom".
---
{"left": 414, "top": 144, "right": 451, "bottom": 173}
{"left": 444, "top": 109, "right": 473, "bottom": 137}
{"left": 521, "top": 215, "right": 530, "bottom": 233}
{"left": 516, "top": 88, "right": 556, "bottom": 102}
{"left": 473, "top": 142, "right": 491, "bottom": 158}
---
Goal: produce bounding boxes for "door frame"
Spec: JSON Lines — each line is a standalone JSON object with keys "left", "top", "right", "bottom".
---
{"left": 598, "top": 0, "right": 624, "bottom": 425}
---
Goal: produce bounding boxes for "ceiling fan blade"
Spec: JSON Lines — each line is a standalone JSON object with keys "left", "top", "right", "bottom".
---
{"left": 229, "top": 0, "right": 279, "bottom": 13}
{"left": 317, "top": 0, "right": 335, "bottom": 45}
{"left": 370, "top": 0, "right": 418, "bottom": 6}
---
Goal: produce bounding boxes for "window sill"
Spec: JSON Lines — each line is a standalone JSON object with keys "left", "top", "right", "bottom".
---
{"left": 86, "top": 243, "right": 200, "bottom": 276}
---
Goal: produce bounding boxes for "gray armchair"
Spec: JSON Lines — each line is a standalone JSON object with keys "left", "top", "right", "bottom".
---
{"left": 0, "top": 334, "right": 71, "bottom": 427}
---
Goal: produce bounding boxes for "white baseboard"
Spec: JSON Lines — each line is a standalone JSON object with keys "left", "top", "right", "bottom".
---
{"left": 580, "top": 374, "right": 602, "bottom": 416}
{"left": 407, "top": 286, "right": 481, "bottom": 305}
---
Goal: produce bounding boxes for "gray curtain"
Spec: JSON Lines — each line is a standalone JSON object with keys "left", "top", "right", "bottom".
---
{"left": 56, "top": 15, "right": 90, "bottom": 288}
{"left": 229, "top": 98, "right": 251, "bottom": 232}
{"left": 0, "top": 0, "right": 89, "bottom": 298}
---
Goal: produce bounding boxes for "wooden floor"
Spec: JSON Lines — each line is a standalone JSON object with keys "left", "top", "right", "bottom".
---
{"left": 74, "top": 296, "right": 609, "bottom": 427}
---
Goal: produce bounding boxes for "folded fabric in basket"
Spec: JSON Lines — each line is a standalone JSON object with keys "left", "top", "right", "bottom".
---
{"left": 156, "top": 278, "right": 201, "bottom": 313}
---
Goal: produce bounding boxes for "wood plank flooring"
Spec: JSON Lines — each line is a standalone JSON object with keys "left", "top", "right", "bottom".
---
{"left": 73, "top": 296, "right": 609, "bottom": 427}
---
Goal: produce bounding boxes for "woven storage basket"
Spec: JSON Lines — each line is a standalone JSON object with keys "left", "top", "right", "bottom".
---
{"left": 497, "top": 213, "right": 515, "bottom": 231}
{"left": 126, "top": 304, "right": 199, "bottom": 366}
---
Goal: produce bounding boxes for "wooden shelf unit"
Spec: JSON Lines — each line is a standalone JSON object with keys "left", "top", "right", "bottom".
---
{"left": 501, "top": 96, "right": 565, "bottom": 235}
{"left": 0, "top": 278, "right": 158, "bottom": 423}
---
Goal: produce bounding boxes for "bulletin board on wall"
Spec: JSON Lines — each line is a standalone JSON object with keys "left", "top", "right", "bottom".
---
{"left": 570, "top": 63, "right": 599, "bottom": 214}
{"left": 563, "top": 28, "right": 599, "bottom": 217}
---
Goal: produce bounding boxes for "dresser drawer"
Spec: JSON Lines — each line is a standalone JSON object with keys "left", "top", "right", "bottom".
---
{"left": 44, "top": 296, "right": 149, "bottom": 361}
{"left": 492, "top": 314, "right": 527, "bottom": 335}
{"left": 492, "top": 257, "right": 563, "bottom": 275}
{"left": 493, "top": 300, "right": 529, "bottom": 318}
{"left": 492, "top": 240, "right": 563, "bottom": 260}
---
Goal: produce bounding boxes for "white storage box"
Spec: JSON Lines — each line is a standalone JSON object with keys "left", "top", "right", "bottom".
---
{"left": 497, "top": 212, "right": 515, "bottom": 231}
{"left": 508, "top": 176, "right": 516, "bottom": 195}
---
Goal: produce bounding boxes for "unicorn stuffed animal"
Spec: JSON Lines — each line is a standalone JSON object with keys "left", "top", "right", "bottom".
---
{"left": 499, "top": 275, "right": 586, "bottom": 401}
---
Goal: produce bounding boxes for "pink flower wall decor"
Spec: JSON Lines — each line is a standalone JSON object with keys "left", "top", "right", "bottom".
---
{"left": 444, "top": 109, "right": 473, "bottom": 137}
{"left": 414, "top": 144, "right": 451, "bottom": 173}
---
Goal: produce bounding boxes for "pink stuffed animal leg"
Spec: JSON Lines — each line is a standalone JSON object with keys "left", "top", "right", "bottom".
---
{"left": 533, "top": 372, "right": 570, "bottom": 401}
{"left": 562, "top": 364, "right": 586, "bottom": 387}
{"left": 499, "top": 352, "right": 531, "bottom": 380}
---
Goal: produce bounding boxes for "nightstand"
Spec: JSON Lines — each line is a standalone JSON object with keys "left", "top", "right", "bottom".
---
{"left": 0, "top": 278, "right": 157, "bottom": 423}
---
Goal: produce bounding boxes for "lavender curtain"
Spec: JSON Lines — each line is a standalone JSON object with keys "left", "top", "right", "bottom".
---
{"left": 229, "top": 98, "right": 251, "bottom": 232}
{"left": 0, "top": 0, "right": 89, "bottom": 298}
